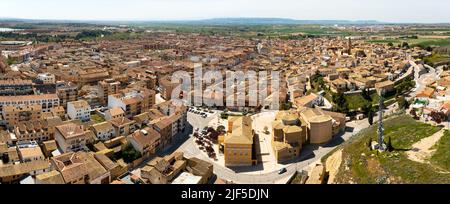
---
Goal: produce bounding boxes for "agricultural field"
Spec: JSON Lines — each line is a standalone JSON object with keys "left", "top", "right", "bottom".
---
{"left": 367, "top": 36, "right": 450, "bottom": 47}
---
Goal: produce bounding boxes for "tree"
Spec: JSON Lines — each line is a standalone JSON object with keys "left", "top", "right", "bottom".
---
{"left": 6, "top": 57, "right": 16, "bottom": 66}
{"left": 430, "top": 111, "right": 446, "bottom": 124}
{"left": 361, "top": 102, "right": 373, "bottom": 116}
{"left": 401, "top": 42, "right": 410, "bottom": 49}
{"left": 217, "top": 125, "right": 226, "bottom": 134}
{"left": 121, "top": 143, "right": 142, "bottom": 163}
{"left": 311, "top": 70, "right": 325, "bottom": 90}
{"left": 332, "top": 92, "right": 349, "bottom": 113}
{"left": 264, "top": 126, "right": 269, "bottom": 134}
{"left": 387, "top": 136, "right": 394, "bottom": 152}
{"left": 397, "top": 96, "right": 409, "bottom": 110}
{"left": 361, "top": 88, "right": 372, "bottom": 101}
{"left": 368, "top": 110, "right": 374, "bottom": 126}
{"left": 387, "top": 42, "right": 394, "bottom": 47}
{"left": 410, "top": 109, "right": 419, "bottom": 120}
{"left": 207, "top": 127, "right": 219, "bottom": 141}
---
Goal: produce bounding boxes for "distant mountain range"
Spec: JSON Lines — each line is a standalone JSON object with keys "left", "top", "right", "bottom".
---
{"left": 172, "top": 18, "right": 385, "bottom": 25}
{"left": 0, "top": 17, "right": 448, "bottom": 26}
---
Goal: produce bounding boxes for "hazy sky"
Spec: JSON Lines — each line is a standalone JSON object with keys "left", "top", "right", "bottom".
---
{"left": 1, "top": 0, "right": 449, "bottom": 23}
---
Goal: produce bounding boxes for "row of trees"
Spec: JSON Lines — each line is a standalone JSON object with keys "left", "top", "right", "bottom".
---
{"left": 396, "top": 78, "right": 415, "bottom": 97}
{"left": 430, "top": 111, "right": 447, "bottom": 124}
{"left": 331, "top": 92, "right": 349, "bottom": 114}
{"left": 310, "top": 70, "right": 325, "bottom": 90}
{"left": 121, "top": 143, "right": 142, "bottom": 163}
{"left": 75, "top": 30, "right": 112, "bottom": 40}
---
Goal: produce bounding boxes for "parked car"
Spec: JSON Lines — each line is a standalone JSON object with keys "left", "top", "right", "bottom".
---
{"left": 278, "top": 168, "right": 287, "bottom": 175}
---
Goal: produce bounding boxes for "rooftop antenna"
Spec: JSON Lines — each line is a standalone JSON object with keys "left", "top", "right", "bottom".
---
{"left": 376, "top": 89, "right": 387, "bottom": 152}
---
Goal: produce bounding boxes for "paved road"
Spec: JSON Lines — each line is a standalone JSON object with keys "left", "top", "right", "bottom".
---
{"left": 174, "top": 105, "right": 399, "bottom": 184}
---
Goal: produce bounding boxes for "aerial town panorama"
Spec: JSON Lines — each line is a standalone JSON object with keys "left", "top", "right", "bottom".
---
{"left": 0, "top": 0, "right": 449, "bottom": 186}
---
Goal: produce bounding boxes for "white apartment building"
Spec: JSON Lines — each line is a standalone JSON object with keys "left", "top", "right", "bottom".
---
{"left": 0, "top": 94, "right": 60, "bottom": 114}
{"left": 67, "top": 100, "right": 91, "bottom": 122}
{"left": 37, "top": 73, "right": 56, "bottom": 84}
{"left": 91, "top": 121, "right": 116, "bottom": 141}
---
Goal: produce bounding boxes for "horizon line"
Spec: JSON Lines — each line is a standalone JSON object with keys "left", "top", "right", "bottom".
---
{"left": 1, "top": 17, "right": 450, "bottom": 25}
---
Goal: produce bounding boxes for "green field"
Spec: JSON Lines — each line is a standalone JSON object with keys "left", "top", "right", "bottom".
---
{"left": 91, "top": 113, "right": 106, "bottom": 123}
{"left": 344, "top": 92, "right": 381, "bottom": 110}
{"left": 368, "top": 37, "right": 450, "bottom": 47}
{"left": 334, "top": 114, "right": 450, "bottom": 184}
{"left": 430, "top": 131, "right": 450, "bottom": 171}
{"left": 424, "top": 53, "right": 450, "bottom": 67}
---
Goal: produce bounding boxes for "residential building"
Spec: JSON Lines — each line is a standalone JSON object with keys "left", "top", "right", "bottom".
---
{"left": 90, "top": 121, "right": 116, "bottom": 141}
{"left": 1, "top": 104, "right": 42, "bottom": 128}
{"left": 375, "top": 80, "right": 395, "bottom": 95}
{"left": 98, "top": 79, "right": 121, "bottom": 106}
{"left": 149, "top": 101, "right": 188, "bottom": 148}
{"left": 93, "top": 153, "right": 126, "bottom": 180}
{"left": 0, "top": 94, "right": 60, "bottom": 114}
{"left": 51, "top": 151, "right": 110, "bottom": 184}
{"left": 141, "top": 152, "right": 212, "bottom": 184}
{"left": 50, "top": 106, "right": 66, "bottom": 119}
{"left": 13, "top": 120, "right": 55, "bottom": 143}
{"left": 42, "top": 140, "right": 58, "bottom": 158}
{"left": 78, "top": 68, "right": 110, "bottom": 86}
{"left": 67, "top": 100, "right": 91, "bottom": 122}
{"left": 127, "top": 127, "right": 161, "bottom": 157}
{"left": 151, "top": 117, "right": 173, "bottom": 149}
{"left": 160, "top": 78, "right": 180, "bottom": 100}
{"left": 56, "top": 82, "right": 78, "bottom": 108}
{"left": 108, "top": 88, "right": 155, "bottom": 118}
{"left": 18, "top": 146, "right": 45, "bottom": 163}
{"left": 109, "top": 117, "right": 136, "bottom": 137}
{"left": 0, "top": 160, "right": 51, "bottom": 184}
{"left": 185, "top": 157, "right": 214, "bottom": 184}
{"left": 105, "top": 107, "right": 125, "bottom": 120}
{"left": 0, "top": 79, "right": 34, "bottom": 96}
{"left": 141, "top": 155, "right": 185, "bottom": 184}
{"left": 35, "top": 170, "right": 65, "bottom": 184}
{"left": 54, "top": 123, "right": 90, "bottom": 153}
{"left": 37, "top": 73, "right": 56, "bottom": 84}
{"left": 294, "top": 93, "right": 324, "bottom": 108}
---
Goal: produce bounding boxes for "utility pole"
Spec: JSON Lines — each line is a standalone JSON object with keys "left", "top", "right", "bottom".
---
{"left": 376, "top": 89, "right": 387, "bottom": 152}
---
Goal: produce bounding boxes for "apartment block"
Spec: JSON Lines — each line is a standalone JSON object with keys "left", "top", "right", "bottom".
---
{"left": 56, "top": 82, "right": 78, "bottom": 108}
{"left": 0, "top": 94, "right": 60, "bottom": 115}
{"left": 108, "top": 88, "right": 155, "bottom": 118}
{"left": 54, "top": 123, "right": 90, "bottom": 153}
{"left": 67, "top": 100, "right": 91, "bottom": 122}
{"left": 1, "top": 104, "right": 42, "bottom": 128}
{"left": 0, "top": 79, "right": 34, "bottom": 96}
{"left": 37, "top": 73, "right": 56, "bottom": 84}
{"left": 98, "top": 79, "right": 121, "bottom": 106}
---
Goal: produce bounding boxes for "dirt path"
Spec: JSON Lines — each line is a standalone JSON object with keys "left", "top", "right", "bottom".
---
{"left": 407, "top": 129, "right": 444, "bottom": 163}
{"left": 325, "top": 149, "right": 343, "bottom": 184}
{"left": 406, "top": 129, "right": 450, "bottom": 173}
